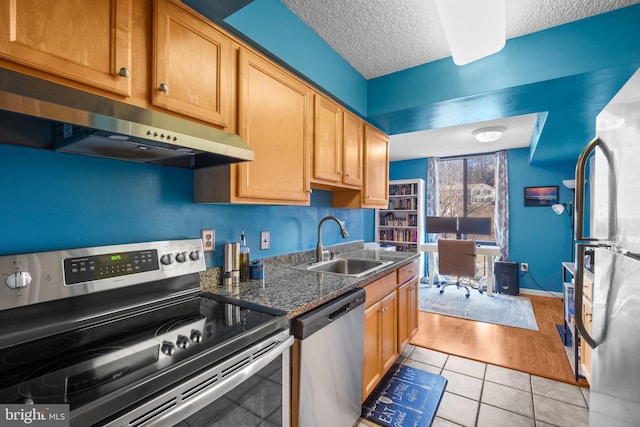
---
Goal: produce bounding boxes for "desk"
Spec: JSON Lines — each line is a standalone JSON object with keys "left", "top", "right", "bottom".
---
{"left": 420, "top": 242, "right": 501, "bottom": 296}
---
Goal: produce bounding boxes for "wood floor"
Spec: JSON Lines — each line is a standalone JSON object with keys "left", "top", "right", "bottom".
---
{"left": 410, "top": 294, "right": 589, "bottom": 387}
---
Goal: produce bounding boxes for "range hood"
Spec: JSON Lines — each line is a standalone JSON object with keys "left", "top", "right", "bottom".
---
{"left": 0, "top": 68, "right": 253, "bottom": 168}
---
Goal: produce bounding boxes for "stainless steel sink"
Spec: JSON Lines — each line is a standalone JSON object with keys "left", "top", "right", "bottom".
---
{"left": 294, "top": 258, "right": 393, "bottom": 277}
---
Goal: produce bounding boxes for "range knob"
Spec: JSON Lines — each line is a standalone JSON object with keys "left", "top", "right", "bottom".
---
{"left": 190, "top": 329, "right": 203, "bottom": 343}
{"left": 161, "top": 340, "right": 176, "bottom": 356}
{"left": 175, "top": 252, "right": 187, "bottom": 263}
{"left": 189, "top": 250, "right": 200, "bottom": 261}
{"left": 176, "top": 335, "right": 190, "bottom": 349}
{"left": 6, "top": 271, "right": 32, "bottom": 289}
{"left": 160, "top": 254, "right": 173, "bottom": 265}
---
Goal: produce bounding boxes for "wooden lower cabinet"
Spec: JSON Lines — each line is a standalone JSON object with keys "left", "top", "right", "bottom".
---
{"left": 363, "top": 301, "right": 383, "bottom": 399}
{"left": 380, "top": 291, "right": 398, "bottom": 372}
{"left": 361, "top": 261, "right": 418, "bottom": 401}
{"left": 580, "top": 294, "right": 593, "bottom": 382}
{"left": 362, "top": 291, "right": 397, "bottom": 400}
{"left": 397, "top": 277, "right": 418, "bottom": 352}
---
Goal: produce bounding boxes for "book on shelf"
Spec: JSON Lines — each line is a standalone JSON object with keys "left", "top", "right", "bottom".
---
{"left": 389, "top": 183, "right": 418, "bottom": 196}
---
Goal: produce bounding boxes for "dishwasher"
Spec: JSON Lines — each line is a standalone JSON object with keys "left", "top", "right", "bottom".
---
{"left": 291, "top": 288, "right": 366, "bottom": 427}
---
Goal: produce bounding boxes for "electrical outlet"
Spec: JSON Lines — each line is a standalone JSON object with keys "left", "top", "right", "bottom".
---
{"left": 260, "top": 230, "right": 270, "bottom": 250}
{"left": 520, "top": 262, "right": 528, "bottom": 272}
{"left": 202, "top": 229, "right": 215, "bottom": 252}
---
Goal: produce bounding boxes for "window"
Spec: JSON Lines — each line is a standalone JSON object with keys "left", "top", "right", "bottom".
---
{"left": 437, "top": 154, "right": 496, "bottom": 241}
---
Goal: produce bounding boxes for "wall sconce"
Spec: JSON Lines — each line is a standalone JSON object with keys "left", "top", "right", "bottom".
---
{"left": 473, "top": 126, "right": 505, "bottom": 142}
{"left": 435, "top": 0, "right": 506, "bottom": 66}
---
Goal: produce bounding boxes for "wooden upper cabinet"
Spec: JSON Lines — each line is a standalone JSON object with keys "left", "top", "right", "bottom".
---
{"left": 312, "top": 94, "right": 342, "bottom": 183}
{"left": 153, "top": 0, "right": 231, "bottom": 127}
{"left": 311, "top": 94, "right": 363, "bottom": 189}
{"left": 236, "top": 47, "right": 311, "bottom": 204}
{"left": 0, "top": 0, "right": 132, "bottom": 96}
{"left": 342, "top": 111, "right": 364, "bottom": 187}
{"left": 362, "top": 124, "right": 389, "bottom": 207}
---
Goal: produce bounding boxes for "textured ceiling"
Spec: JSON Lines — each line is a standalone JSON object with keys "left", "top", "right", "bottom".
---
{"left": 282, "top": 0, "right": 640, "bottom": 79}
{"left": 278, "top": 0, "right": 640, "bottom": 161}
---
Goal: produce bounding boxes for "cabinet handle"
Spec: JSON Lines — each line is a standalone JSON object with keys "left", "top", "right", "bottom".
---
{"left": 338, "top": 170, "right": 343, "bottom": 175}
{"left": 345, "top": 173, "right": 350, "bottom": 178}
{"left": 585, "top": 313, "right": 592, "bottom": 322}
{"left": 118, "top": 67, "right": 130, "bottom": 78}
{"left": 159, "top": 83, "right": 169, "bottom": 93}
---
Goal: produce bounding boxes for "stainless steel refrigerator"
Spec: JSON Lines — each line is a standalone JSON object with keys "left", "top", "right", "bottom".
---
{"left": 574, "top": 66, "right": 640, "bottom": 426}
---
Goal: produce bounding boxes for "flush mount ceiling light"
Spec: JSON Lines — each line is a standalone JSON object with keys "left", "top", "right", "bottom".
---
{"left": 472, "top": 126, "right": 505, "bottom": 142}
{"left": 435, "top": 0, "right": 506, "bottom": 66}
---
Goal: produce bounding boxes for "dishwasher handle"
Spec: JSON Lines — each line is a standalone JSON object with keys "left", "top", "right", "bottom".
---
{"left": 328, "top": 305, "right": 349, "bottom": 322}
{"left": 293, "top": 288, "right": 366, "bottom": 340}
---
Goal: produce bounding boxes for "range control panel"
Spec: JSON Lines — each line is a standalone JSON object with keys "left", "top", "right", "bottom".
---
{"left": 63, "top": 249, "right": 159, "bottom": 285}
{"left": 0, "top": 239, "right": 205, "bottom": 311}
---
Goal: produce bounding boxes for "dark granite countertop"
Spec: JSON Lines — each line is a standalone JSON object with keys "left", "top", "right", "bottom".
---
{"left": 200, "top": 241, "right": 420, "bottom": 318}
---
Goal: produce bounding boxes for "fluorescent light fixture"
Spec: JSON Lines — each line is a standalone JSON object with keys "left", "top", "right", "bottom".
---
{"left": 473, "top": 126, "right": 505, "bottom": 142}
{"left": 435, "top": 0, "right": 506, "bottom": 66}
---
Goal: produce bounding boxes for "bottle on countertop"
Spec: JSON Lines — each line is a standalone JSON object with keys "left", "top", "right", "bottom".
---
{"left": 240, "top": 228, "right": 251, "bottom": 281}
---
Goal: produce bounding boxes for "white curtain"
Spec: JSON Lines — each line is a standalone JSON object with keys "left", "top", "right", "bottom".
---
{"left": 494, "top": 150, "right": 510, "bottom": 260}
{"left": 426, "top": 157, "right": 444, "bottom": 282}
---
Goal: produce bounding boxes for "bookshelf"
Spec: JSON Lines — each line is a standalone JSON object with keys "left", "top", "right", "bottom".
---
{"left": 376, "top": 179, "right": 425, "bottom": 278}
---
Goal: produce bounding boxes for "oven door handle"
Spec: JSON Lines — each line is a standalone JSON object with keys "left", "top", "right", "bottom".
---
{"left": 104, "top": 331, "right": 293, "bottom": 427}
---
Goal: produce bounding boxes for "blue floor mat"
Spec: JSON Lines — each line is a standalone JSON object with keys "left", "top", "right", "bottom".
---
{"left": 362, "top": 364, "right": 447, "bottom": 427}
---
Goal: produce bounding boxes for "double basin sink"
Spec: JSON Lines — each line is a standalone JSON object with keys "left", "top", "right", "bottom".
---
{"left": 293, "top": 257, "right": 393, "bottom": 278}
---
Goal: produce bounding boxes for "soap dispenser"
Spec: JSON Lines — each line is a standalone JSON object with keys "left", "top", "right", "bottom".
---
{"left": 239, "top": 228, "right": 251, "bottom": 281}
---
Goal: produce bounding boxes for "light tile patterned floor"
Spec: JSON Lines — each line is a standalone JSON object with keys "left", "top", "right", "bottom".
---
{"left": 358, "top": 345, "right": 590, "bottom": 427}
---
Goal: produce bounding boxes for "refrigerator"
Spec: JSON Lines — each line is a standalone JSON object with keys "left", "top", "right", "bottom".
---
{"left": 573, "top": 66, "right": 640, "bottom": 426}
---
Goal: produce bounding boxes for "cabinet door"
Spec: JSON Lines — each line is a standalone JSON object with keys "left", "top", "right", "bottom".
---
{"left": 581, "top": 298, "right": 593, "bottom": 381}
{"left": 380, "top": 290, "right": 398, "bottom": 373}
{"left": 237, "top": 47, "right": 311, "bottom": 204}
{"left": 363, "top": 301, "right": 382, "bottom": 400}
{"left": 313, "top": 94, "right": 342, "bottom": 183}
{"left": 397, "top": 277, "right": 418, "bottom": 352}
{"left": 362, "top": 125, "right": 389, "bottom": 207}
{"left": 342, "top": 111, "right": 363, "bottom": 187}
{"left": 153, "top": 0, "right": 231, "bottom": 127}
{"left": 407, "top": 278, "right": 419, "bottom": 341}
{"left": 0, "top": 0, "right": 132, "bottom": 96}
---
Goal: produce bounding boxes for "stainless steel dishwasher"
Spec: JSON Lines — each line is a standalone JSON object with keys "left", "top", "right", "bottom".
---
{"left": 291, "top": 288, "right": 366, "bottom": 427}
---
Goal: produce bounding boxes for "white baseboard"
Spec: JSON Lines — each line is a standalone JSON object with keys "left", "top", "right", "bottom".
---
{"left": 519, "top": 288, "right": 563, "bottom": 298}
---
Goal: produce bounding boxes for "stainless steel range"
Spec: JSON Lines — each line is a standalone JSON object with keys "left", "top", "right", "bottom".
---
{"left": 0, "top": 239, "right": 292, "bottom": 427}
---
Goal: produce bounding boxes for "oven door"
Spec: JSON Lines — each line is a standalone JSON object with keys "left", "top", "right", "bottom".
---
{"left": 102, "top": 330, "right": 293, "bottom": 427}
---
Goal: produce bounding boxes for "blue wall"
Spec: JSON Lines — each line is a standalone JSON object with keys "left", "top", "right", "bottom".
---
{"left": 508, "top": 149, "right": 575, "bottom": 293}
{"left": 389, "top": 152, "right": 575, "bottom": 293}
{"left": 0, "top": 144, "right": 373, "bottom": 267}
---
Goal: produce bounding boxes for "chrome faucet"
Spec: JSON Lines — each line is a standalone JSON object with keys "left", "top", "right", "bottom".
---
{"left": 316, "top": 216, "right": 349, "bottom": 262}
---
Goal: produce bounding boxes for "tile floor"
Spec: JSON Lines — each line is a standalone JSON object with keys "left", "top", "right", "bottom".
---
{"left": 358, "top": 345, "right": 590, "bottom": 427}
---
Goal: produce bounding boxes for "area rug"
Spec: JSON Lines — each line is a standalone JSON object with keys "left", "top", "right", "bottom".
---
{"left": 362, "top": 364, "right": 447, "bottom": 427}
{"left": 418, "top": 286, "right": 539, "bottom": 330}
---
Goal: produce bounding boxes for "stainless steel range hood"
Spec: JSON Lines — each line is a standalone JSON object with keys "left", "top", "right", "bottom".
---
{"left": 0, "top": 68, "right": 253, "bottom": 168}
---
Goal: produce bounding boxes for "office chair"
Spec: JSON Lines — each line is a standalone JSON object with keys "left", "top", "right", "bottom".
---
{"left": 437, "top": 239, "right": 478, "bottom": 298}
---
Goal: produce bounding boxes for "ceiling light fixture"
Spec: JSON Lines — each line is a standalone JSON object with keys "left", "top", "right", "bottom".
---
{"left": 473, "top": 126, "right": 505, "bottom": 142}
{"left": 435, "top": 0, "right": 506, "bottom": 66}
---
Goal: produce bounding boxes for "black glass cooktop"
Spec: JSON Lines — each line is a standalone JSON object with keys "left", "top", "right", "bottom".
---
{"left": 0, "top": 293, "right": 287, "bottom": 412}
